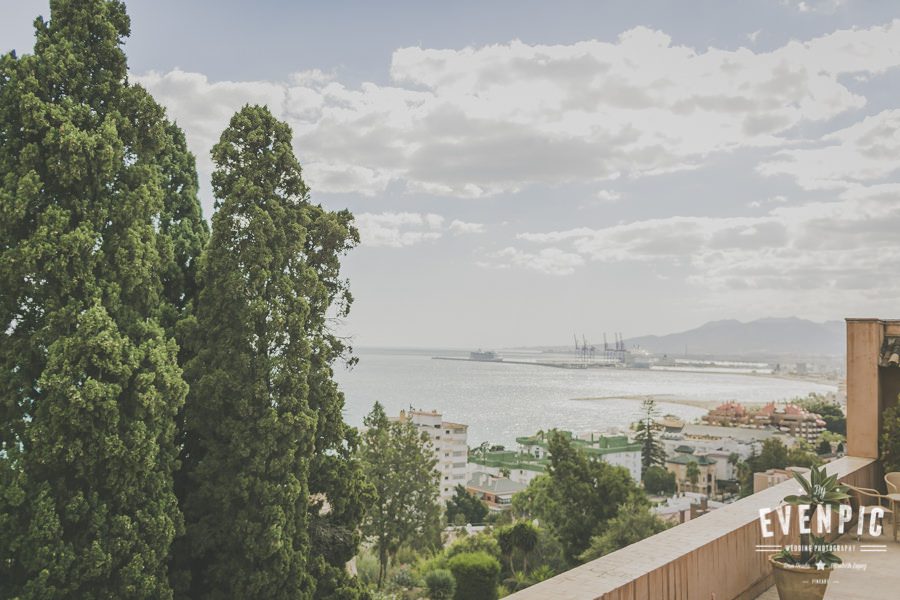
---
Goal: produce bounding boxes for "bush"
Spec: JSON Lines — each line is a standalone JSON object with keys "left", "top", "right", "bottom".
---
{"left": 446, "top": 533, "right": 502, "bottom": 561}
{"left": 355, "top": 551, "right": 380, "bottom": 588}
{"left": 447, "top": 551, "right": 501, "bottom": 600}
{"left": 389, "top": 564, "right": 420, "bottom": 590}
{"left": 424, "top": 568, "right": 456, "bottom": 600}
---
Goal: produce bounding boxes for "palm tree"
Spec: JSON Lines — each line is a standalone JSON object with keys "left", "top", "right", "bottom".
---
{"left": 686, "top": 461, "right": 701, "bottom": 493}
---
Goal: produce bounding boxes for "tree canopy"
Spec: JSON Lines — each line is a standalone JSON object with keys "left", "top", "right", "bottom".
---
{"left": 0, "top": 1, "right": 204, "bottom": 596}
{"left": 513, "top": 431, "right": 643, "bottom": 565}
{"left": 446, "top": 484, "right": 489, "bottom": 525}
{"left": 360, "top": 402, "right": 441, "bottom": 588}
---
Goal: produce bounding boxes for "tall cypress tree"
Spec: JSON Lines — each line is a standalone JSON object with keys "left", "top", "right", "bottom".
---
{"left": 0, "top": 1, "right": 205, "bottom": 597}
{"left": 178, "top": 105, "right": 364, "bottom": 599}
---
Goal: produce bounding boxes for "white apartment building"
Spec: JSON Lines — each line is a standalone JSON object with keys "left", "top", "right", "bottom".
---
{"left": 399, "top": 409, "right": 468, "bottom": 501}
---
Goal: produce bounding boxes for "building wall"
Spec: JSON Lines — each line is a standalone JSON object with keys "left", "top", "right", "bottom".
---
{"left": 406, "top": 410, "right": 469, "bottom": 501}
{"left": 602, "top": 449, "right": 642, "bottom": 482}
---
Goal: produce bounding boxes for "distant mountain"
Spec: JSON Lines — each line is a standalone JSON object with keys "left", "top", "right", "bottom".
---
{"left": 625, "top": 317, "right": 845, "bottom": 358}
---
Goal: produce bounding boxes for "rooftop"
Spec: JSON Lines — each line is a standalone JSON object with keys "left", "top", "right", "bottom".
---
{"left": 467, "top": 472, "right": 527, "bottom": 495}
{"left": 666, "top": 453, "right": 717, "bottom": 466}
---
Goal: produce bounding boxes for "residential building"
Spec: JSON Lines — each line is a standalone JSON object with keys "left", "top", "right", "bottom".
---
{"left": 700, "top": 400, "right": 827, "bottom": 444}
{"left": 397, "top": 409, "right": 468, "bottom": 501}
{"left": 702, "top": 401, "right": 751, "bottom": 425}
{"left": 756, "top": 402, "right": 826, "bottom": 443}
{"left": 465, "top": 471, "right": 527, "bottom": 512}
{"left": 665, "top": 448, "right": 717, "bottom": 496}
{"left": 467, "top": 450, "right": 546, "bottom": 486}
{"left": 752, "top": 466, "right": 809, "bottom": 494}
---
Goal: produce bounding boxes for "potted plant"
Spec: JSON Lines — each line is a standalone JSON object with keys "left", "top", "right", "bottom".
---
{"left": 769, "top": 464, "right": 849, "bottom": 600}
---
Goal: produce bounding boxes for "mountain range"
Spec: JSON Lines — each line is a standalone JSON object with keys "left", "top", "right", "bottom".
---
{"left": 624, "top": 317, "right": 845, "bottom": 358}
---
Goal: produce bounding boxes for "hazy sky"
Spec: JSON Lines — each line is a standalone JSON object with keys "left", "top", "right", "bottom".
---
{"left": 4, "top": 1, "right": 900, "bottom": 348}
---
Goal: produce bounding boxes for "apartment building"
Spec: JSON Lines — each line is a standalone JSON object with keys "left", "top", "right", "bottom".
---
{"left": 398, "top": 409, "right": 468, "bottom": 501}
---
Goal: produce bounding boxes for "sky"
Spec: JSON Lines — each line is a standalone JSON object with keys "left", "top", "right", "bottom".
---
{"left": 4, "top": 0, "right": 900, "bottom": 348}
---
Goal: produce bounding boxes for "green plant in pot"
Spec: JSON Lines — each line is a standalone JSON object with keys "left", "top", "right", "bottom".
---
{"left": 769, "top": 465, "right": 850, "bottom": 600}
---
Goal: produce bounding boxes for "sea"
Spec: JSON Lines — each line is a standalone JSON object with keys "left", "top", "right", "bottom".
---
{"left": 333, "top": 348, "right": 838, "bottom": 449}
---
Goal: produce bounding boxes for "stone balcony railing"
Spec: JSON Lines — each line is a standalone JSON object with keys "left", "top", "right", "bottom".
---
{"left": 507, "top": 456, "right": 878, "bottom": 600}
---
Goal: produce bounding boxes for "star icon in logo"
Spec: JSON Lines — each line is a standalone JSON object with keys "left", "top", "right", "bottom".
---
{"left": 815, "top": 561, "right": 826, "bottom": 571}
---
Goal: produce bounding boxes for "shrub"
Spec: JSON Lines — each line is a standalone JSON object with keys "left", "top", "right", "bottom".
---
{"left": 446, "top": 533, "right": 502, "bottom": 561}
{"left": 447, "top": 551, "right": 501, "bottom": 600}
{"left": 389, "top": 564, "right": 420, "bottom": 590}
{"left": 355, "top": 551, "right": 380, "bottom": 588}
{"left": 424, "top": 568, "right": 456, "bottom": 600}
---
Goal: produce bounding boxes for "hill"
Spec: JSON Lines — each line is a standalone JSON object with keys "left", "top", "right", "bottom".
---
{"left": 625, "top": 317, "right": 845, "bottom": 358}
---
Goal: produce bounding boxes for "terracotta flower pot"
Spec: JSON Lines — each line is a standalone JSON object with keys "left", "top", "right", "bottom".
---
{"left": 769, "top": 556, "right": 832, "bottom": 600}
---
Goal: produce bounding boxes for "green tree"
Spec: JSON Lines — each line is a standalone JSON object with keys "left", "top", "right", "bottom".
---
{"left": 0, "top": 1, "right": 202, "bottom": 596}
{"left": 445, "top": 532, "right": 502, "bottom": 562}
{"left": 496, "top": 520, "right": 539, "bottom": 576}
{"left": 786, "top": 440, "right": 821, "bottom": 469}
{"left": 634, "top": 399, "right": 667, "bottom": 473}
{"left": 361, "top": 402, "right": 440, "bottom": 588}
{"left": 642, "top": 465, "right": 676, "bottom": 495}
{"left": 447, "top": 552, "right": 501, "bottom": 600}
{"left": 685, "top": 460, "right": 701, "bottom": 492}
{"left": 795, "top": 394, "right": 846, "bottom": 436}
{"left": 516, "top": 431, "right": 643, "bottom": 565}
{"left": 578, "top": 501, "right": 669, "bottom": 562}
{"left": 177, "top": 105, "right": 338, "bottom": 599}
{"left": 446, "top": 484, "right": 489, "bottom": 525}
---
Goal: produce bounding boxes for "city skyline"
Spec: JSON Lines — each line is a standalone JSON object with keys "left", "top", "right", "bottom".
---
{"left": 4, "top": 0, "right": 900, "bottom": 347}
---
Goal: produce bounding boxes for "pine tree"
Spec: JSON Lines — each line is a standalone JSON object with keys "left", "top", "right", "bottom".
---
{"left": 0, "top": 0, "right": 203, "bottom": 597}
{"left": 634, "top": 398, "right": 666, "bottom": 473}
{"left": 177, "top": 104, "right": 365, "bottom": 599}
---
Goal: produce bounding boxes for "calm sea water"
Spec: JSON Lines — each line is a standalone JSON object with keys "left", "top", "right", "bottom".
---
{"left": 333, "top": 348, "right": 838, "bottom": 448}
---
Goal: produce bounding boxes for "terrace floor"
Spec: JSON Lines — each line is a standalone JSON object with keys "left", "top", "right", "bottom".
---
{"left": 755, "top": 532, "right": 899, "bottom": 600}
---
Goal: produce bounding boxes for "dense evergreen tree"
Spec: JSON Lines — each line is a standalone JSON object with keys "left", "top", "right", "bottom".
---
{"left": 0, "top": 0, "right": 204, "bottom": 597}
{"left": 176, "top": 104, "right": 363, "bottom": 599}
{"left": 634, "top": 398, "right": 666, "bottom": 473}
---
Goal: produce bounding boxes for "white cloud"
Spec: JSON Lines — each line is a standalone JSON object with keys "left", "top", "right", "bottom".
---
{"left": 498, "top": 184, "right": 900, "bottom": 307}
{"left": 354, "top": 212, "right": 484, "bottom": 246}
{"left": 449, "top": 220, "right": 486, "bottom": 234}
{"left": 481, "top": 246, "right": 585, "bottom": 276}
{"left": 594, "top": 190, "right": 622, "bottom": 203}
{"left": 135, "top": 19, "right": 900, "bottom": 198}
{"left": 354, "top": 212, "right": 444, "bottom": 247}
{"left": 747, "top": 30, "right": 762, "bottom": 44}
{"left": 758, "top": 109, "right": 900, "bottom": 189}
{"left": 783, "top": 0, "right": 849, "bottom": 14}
